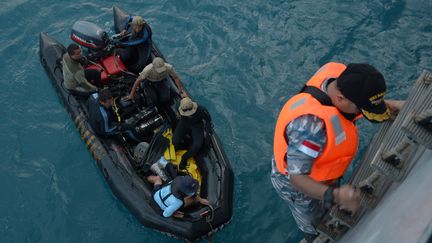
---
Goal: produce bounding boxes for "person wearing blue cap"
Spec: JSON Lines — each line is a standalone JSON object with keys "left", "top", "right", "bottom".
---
{"left": 148, "top": 175, "right": 209, "bottom": 218}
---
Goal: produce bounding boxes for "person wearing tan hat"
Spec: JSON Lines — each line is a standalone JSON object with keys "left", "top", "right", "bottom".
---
{"left": 126, "top": 57, "right": 186, "bottom": 107}
{"left": 173, "top": 97, "right": 211, "bottom": 172}
{"left": 117, "top": 15, "right": 153, "bottom": 73}
{"left": 271, "top": 62, "right": 404, "bottom": 242}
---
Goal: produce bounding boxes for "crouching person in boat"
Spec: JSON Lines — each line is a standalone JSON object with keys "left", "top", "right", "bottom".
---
{"left": 62, "top": 44, "right": 101, "bottom": 94}
{"left": 88, "top": 89, "right": 141, "bottom": 142}
{"left": 125, "top": 57, "right": 186, "bottom": 107}
{"left": 147, "top": 175, "right": 209, "bottom": 218}
{"left": 173, "top": 97, "right": 211, "bottom": 173}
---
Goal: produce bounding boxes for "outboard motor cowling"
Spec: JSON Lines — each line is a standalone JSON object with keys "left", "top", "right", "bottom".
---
{"left": 71, "top": 21, "right": 108, "bottom": 50}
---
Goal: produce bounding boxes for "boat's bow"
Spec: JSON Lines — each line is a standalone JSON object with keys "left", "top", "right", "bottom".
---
{"left": 39, "top": 32, "right": 65, "bottom": 79}
{"left": 113, "top": 6, "right": 131, "bottom": 34}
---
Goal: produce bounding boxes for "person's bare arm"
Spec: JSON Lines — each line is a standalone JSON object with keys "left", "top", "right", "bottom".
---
{"left": 195, "top": 195, "right": 209, "bottom": 205}
{"left": 291, "top": 174, "right": 361, "bottom": 212}
{"left": 173, "top": 211, "right": 184, "bottom": 218}
{"left": 170, "top": 70, "right": 187, "bottom": 97}
{"left": 334, "top": 185, "right": 361, "bottom": 212}
{"left": 385, "top": 99, "right": 405, "bottom": 116}
{"left": 290, "top": 174, "right": 329, "bottom": 200}
{"left": 126, "top": 75, "right": 145, "bottom": 100}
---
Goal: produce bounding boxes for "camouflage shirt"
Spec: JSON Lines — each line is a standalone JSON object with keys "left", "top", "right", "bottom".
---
{"left": 285, "top": 114, "right": 327, "bottom": 175}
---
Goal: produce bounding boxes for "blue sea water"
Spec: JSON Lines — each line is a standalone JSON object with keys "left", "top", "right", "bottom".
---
{"left": 1, "top": 0, "right": 431, "bottom": 242}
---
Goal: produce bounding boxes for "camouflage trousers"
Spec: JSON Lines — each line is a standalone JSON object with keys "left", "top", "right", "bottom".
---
{"left": 270, "top": 162, "right": 325, "bottom": 235}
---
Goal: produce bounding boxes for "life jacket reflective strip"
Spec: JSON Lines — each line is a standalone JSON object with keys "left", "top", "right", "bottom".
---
{"left": 155, "top": 181, "right": 184, "bottom": 210}
{"left": 156, "top": 184, "right": 174, "bottom": 209}
{"left": 112, "top": 97, "right": 122, "bottom": 123}
{"left": 159, "top": 190, "right": 172, "bottom": 208}
{"left": 273, "top": 62, "right": 359, "bottom": 182}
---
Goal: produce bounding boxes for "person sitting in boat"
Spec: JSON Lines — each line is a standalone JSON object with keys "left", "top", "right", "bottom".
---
{"left": 125, "top": 57, "right": 186, "bottom": 107}
{"left": 147, "top": 175, "right": 209, "bottom": 218}
{"left": 88, "top": 89, "right": 141, "bottom": 142}
{"left": 173, "top": 97, "right": 211, "bottom": 171}
{"left": 62, "top": 44, "right": 101, "bottom": 94}
{"left": 117, "top": 16, "right": 152, "bottom": 74}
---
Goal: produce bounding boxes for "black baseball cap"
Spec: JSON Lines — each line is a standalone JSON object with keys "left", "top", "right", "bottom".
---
{"left": 337, "top": 64, "right": 391, "bottom": 122}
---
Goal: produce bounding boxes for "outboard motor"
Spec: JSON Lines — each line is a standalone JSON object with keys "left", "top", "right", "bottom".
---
{"left": 71, "top": 21, "right": 109, "bottom": 50}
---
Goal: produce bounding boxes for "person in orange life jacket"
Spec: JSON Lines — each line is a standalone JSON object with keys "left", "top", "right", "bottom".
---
{"left": 172, "top": 97, "right": 211, "bottom": 171}
{"left": 147, "top": 175, "right": 209, "bottom": 218}
{"left": 88, "top": 89, "right": 141, "bottom": 142}
{"left": 270, "top": 63, "right": 404, "bottom": 242}
{"left": 117, "top": 16, "right": 153, "bottom": 74}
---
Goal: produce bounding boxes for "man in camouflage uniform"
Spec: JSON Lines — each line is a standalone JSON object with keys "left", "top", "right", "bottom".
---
{"left": 271, "top": 63, "right": 404, "bottom": 243}
{"left": 271, "top": 114, "right": 328, "bottom": 238}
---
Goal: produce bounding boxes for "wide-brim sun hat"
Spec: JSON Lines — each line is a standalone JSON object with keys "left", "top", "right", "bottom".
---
{"left": 179, "top": 97, "right": 198, "bottom": 116}
{"left": 152, "top": 57, "right": 167, "bottom": 73}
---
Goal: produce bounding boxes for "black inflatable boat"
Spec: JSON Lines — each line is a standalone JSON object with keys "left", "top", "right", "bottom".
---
{"left": 39, "top": 6, "right": 233, "bottom": 242}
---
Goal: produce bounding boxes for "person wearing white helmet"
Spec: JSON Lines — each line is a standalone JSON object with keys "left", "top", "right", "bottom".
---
{"left": 117, "top": 15, "right": 153, "bottom": 73}
{"left": 126, "top": 57, "right": 186, "bottom": 107}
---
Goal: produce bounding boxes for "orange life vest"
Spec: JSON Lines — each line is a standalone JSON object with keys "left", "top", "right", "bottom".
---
{"left": 273, "top": 62, "right": 360, "bottom": 182}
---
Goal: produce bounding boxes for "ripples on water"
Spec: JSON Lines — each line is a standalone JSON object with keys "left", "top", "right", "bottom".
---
{"left": 0, "top": 0, "right": 431, "bottom": 242}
